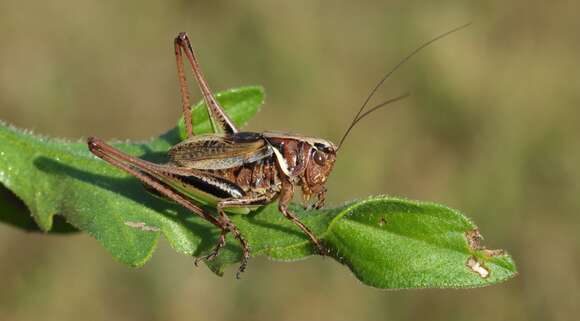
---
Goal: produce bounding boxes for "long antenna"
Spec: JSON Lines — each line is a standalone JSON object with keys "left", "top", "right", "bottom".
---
{"left": 337, "top": 93, "right": 409, "bottom": 150}
{"left": 336, "top": 23, "right": 471, "bottom": 151}
{"left": 354, "top": 93, "right": 410, "bottom": 128}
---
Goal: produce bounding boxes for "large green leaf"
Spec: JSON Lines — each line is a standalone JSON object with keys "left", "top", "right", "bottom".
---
{"left": 0, "top": 86, "right": 516, "bottom": 288}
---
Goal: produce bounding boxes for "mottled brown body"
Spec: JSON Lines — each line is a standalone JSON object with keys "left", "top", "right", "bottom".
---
{"left": 167, "top": 131, "right": 336, "bottom": 211}
{"left": 221, "top": 157, "right": 281, "bottom": 194}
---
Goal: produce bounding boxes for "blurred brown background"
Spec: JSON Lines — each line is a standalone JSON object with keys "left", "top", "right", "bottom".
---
{"left": 0, "top": 1, "right": 578, "bottom": 320}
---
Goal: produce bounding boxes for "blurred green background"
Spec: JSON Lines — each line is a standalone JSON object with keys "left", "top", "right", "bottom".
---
{"left": 0, "top": 1, "right": 578, "bottom": 320}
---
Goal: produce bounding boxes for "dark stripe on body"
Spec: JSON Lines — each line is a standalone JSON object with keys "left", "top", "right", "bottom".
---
{"left": 174, "top": 174, "right": 245, "bottom": 199}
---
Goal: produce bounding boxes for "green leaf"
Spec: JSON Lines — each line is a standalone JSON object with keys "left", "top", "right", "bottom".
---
{"left": 0, "top": 85, "right": 516, "bottom": 288}
{"left": 207, "top": 199, "right": 516, "bottom": 288}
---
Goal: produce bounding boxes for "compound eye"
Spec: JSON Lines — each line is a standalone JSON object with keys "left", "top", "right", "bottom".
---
{"left": 313, "top": 150, "right": 325, "bottom": 166}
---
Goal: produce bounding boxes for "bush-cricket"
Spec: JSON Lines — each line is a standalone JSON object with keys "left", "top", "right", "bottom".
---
{"left": 88, "top": 25, "right": 468, "bottom": 277}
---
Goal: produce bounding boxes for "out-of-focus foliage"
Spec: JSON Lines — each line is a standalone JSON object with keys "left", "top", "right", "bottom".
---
{"left": 0, "top": 0, "right": 577, "bottom": 320}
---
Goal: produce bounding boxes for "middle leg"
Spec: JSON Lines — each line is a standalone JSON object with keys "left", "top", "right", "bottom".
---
{"left": 214, "top": 193, "right": 277, "bottom": 278}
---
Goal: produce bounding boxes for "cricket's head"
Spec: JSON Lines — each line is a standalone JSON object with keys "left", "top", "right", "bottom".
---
{"left": 265, "top": 132, "right": 336, "bottom": 207}
{"left": 304, "top": 139, "right": 337, "bottom": 190}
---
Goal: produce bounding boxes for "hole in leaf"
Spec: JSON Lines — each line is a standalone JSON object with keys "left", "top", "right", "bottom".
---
{"left": 465, "top": 228, "right": 483, "bottom": 250}
{"left": 465, "top": 228, "right": 506, "bottom": 257}
{"left": 466, "top": 256, "right": 490, "bottom": 278}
